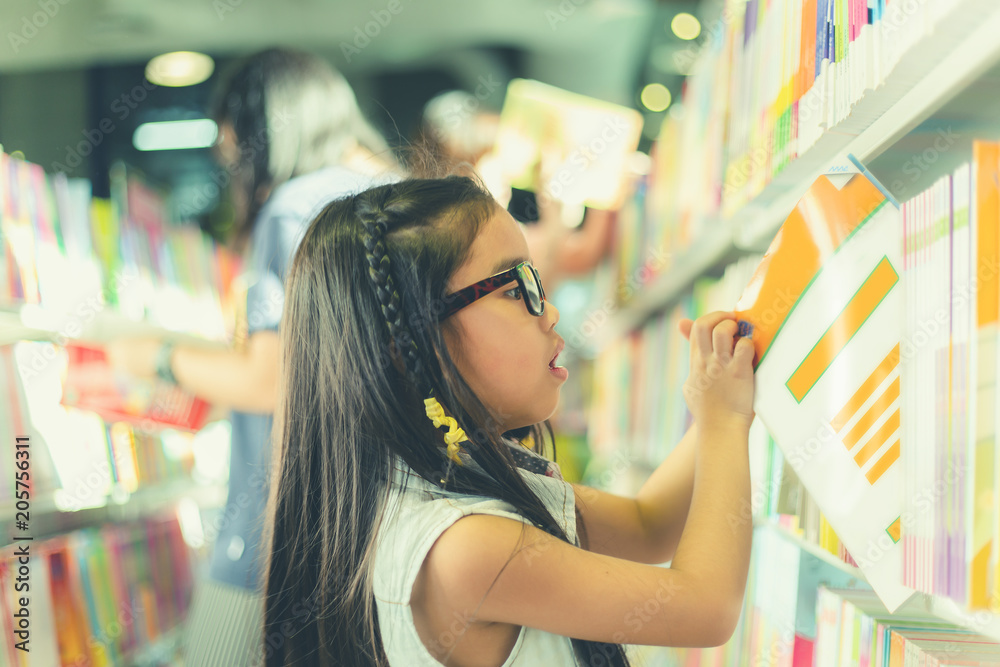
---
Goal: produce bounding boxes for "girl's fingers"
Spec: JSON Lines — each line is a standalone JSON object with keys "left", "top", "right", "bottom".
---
{"left": 678, "top": 318, "right": 693, "bottom": 341}
{"left": 690, "top": 311, "right": 735, "bottom": 358}
{"left": 733, "top": 336, "right": 755, "bottom": 371}
{"left": 712, "top": 319, "right": 739, "bottom": 359}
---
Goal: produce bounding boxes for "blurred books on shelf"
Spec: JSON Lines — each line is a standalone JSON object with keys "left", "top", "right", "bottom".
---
{"left": 0, "top": 150, "right": 240, "bottom": 342}
{"left": 593, "top": 141, "right": 1000, "bottom": 660}
{"left": 0, "top": 515, "right": 194, "bottom": 666}
{"left": 607, "top": 0, "right": 1000, "bottom": 326}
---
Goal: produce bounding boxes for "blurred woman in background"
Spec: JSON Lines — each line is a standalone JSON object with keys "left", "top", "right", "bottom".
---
{"left": 107, "top": 47, "right": 399, "bottom": 666}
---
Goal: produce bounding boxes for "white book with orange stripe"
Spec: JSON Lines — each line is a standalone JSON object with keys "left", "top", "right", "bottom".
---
{"left": 734, "top": 155, "right": 912, "bottom": 611}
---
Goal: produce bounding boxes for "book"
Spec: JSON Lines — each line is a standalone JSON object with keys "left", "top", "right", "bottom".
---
{"left": 494, "top": 78, "right": 643, "bottom": 211}
{"left": 0, "top": 516, "right": 194, "bottom": 664}
{"left": 60, "top": 342, "right": 212, "bottom": 432}
{"left": 734, "top": 157, "right": 910, "bottom": 611}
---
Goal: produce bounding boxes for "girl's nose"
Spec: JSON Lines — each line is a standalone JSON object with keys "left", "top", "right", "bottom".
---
{"left": 543, "top": 300, "right": 560, "bottom": 328}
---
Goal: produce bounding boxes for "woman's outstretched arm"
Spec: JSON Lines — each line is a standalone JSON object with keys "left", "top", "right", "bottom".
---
{"left": 106, "top": 330, "right": 280, "bottom": 414}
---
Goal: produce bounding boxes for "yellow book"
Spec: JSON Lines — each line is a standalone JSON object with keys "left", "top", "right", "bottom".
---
{"left": 970, "top": 141, "right": 999, "bottom": 609}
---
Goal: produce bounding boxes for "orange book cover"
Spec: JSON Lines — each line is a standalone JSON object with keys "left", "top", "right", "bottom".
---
{"left": 800, "top": 0, "right": 818, "bottom": 98}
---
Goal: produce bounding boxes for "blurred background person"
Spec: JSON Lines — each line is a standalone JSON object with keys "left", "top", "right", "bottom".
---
{"left": 106, "top": 47, "right": 399, "bottom": 667}
{"left": 417, "top": 88, "right": 619, "bottom": 295}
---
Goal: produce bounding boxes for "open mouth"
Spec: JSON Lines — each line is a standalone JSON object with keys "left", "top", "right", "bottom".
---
{"left": 549, "top": 340, "right": 565, "bottom": 369}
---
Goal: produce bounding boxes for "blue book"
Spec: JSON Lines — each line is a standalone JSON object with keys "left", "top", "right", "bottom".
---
{"left": 826, "top": 0, "right": 835, "bottom": 63}
{"left": 816, "top": 0, "right": 830, "bottom": 77}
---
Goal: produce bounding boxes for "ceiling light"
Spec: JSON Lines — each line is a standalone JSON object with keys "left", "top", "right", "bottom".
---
{"left": 133, "top": 119, "right": 218, "bottom": 151}
{"left": 146, "top": 51, "right": 214, "bottom": 87}
{"left": 670, "top": 13, "right": 701, "bottom": 41}
{"left": 640, "top": 84, "right": 672, "bottom": 112}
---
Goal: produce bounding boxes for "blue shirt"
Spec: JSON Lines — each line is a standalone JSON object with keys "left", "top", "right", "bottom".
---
{"left": 210, "top": 165, "right": 391, "bottom": 590}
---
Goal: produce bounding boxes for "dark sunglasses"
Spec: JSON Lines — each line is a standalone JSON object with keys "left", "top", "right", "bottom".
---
{"left": 439, "top": 261, "right": 547, "bottom": 320}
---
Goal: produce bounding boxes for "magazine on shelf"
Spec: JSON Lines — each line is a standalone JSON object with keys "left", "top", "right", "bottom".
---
{"left": 734, "top": 154, "right": 912, "bottom": 611}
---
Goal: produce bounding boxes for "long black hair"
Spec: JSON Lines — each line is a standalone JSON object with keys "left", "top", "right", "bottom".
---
{"left": 262, "top": 176, "right": 630, "bottom": 666}
{"left": 210, "top": 47, "right": 392, "bottom": 247}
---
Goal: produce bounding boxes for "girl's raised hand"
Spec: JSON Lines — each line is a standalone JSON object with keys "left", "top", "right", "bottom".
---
{"left": 680, "top": 312, "right": 755, "bottom": 429}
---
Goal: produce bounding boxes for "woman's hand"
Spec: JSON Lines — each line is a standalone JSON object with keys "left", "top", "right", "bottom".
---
{"left": 105, "top": 337, "right": 162, "bottom": 381}
{"left": 679, "top": 312, "right": 755, "bottom": 429}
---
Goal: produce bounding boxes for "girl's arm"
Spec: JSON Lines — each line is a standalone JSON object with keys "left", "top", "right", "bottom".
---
{"left": 105, "top": 331, "right": 281, "bottom": 414}
{"left": 571, "top": 423, "right": 696, "bottom": 564}
{"left": 419, "top": 420, "right": 748, "bottom": 648}
{"left": 417, "top": 312, "right": 753, "bottom": 648}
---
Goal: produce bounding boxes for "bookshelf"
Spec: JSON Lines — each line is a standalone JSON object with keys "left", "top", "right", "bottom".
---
{"left": 0, "top": 480, "right": 227, "bottom": 549}
{"left": 759, "top": 518, "right": 1000, "bottom": 643}
{"left": 0, "top": 153, "right": 237, "bottom": 663}
{"left": 584, "top": 0, "right": 1000, "bottom": 660}
{"left": 0, "top": 302, "right": 231, "bottom": 348}
{"left": 591, "top": 0, "right": 1000, "bottom": 353}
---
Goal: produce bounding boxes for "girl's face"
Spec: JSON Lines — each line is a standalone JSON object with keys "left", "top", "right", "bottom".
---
{"left": 443, "top": 207, "right": 566, "bottom": 431}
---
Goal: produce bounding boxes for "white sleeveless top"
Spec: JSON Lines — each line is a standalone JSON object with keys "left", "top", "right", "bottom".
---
{"left": 372, "top": 445, "right": 582, "bottom": 666}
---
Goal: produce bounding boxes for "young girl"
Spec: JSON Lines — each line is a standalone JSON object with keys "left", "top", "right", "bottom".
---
{"left": 263, "top": 176, "right": 755, "bottom": 666}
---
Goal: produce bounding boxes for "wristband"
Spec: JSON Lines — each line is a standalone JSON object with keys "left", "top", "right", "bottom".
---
{"left": 154, "top": 341, "right": 178, "bottom": 385}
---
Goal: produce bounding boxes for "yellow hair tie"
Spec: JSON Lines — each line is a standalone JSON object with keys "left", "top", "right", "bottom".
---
{"left": 424, "top": 397, "right": 468, "bottom": 465}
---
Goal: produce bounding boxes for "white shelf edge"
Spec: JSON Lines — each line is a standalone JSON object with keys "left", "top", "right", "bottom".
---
{"left": 0, "top": 480, "right": 227, "bottom": 548}
{"left": 0, "top": 303, "right": 229, "bottom": 348}
{"left": 597, "top": 0, "right": 1000, "bottom": 345}
{"left": 756, "top": 516, "right": 864, "bottom": 579}
{"left": 756, "top": 517, "right": 1000, "bottom": 643}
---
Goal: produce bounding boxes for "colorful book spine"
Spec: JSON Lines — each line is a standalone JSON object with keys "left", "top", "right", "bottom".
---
{"left": 0, "top": 516, "right": 195, "bottom": 664}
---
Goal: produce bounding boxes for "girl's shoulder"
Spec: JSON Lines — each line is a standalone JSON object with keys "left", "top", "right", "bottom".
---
{"left": 373, "top": 458, "right": 579, "bottom": 599}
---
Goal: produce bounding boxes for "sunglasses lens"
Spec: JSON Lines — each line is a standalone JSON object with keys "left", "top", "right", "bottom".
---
{"left": 519, "top": 264, "right": 544, "bottom": 315}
